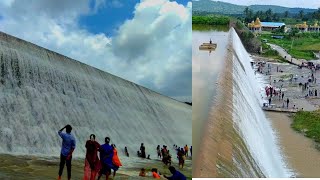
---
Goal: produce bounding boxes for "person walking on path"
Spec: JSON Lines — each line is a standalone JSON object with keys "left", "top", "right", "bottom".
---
{"left": 286, "top": 98, "right": 290, "bottom": 109}
{"left": 98, "top": 137, "right": 114, "bottom": 180}
{"left": 58, "top": 125, "right": 76, "bottom": 180}
{"left": 111, "top": 144, "right": 122, "bottom": 178}
{"left": 164, "top": 166, "right": 186, "bottom": 180}
{"left": 83, "top": 134, "right": 101, "bottom": 180}
{"left": 282, "top": 92, "right": 284, "bottom": 100}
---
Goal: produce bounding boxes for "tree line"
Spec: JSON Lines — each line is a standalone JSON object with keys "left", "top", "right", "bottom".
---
{"left": 192, "top": 15, "right": 230, "bottom": 25}
{"left": 243, "top": 7, "right": 320, "bottom": 23}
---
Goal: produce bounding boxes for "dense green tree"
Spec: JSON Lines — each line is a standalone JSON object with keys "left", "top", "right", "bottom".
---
{"left": 299, "top": 10, "right": 304, "bottom": 19}
{"left": 265, "top": 8, "right": 273, "bottom": 21}
{"left": 273, "top": 13, "right": 279, "bottom": 21}
{"left": 289, "top": 27, "right": 300, "bottom": 37}
{"left": 243, "top": 7, "right": 254, "bottom": 22}
{"left": 284, "top": 11, "right": 289, "bottom": 18}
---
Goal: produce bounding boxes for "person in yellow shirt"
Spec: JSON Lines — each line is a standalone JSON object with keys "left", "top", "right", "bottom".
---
{"left": 184, "top": 145, "right": 189, "bottom": 157}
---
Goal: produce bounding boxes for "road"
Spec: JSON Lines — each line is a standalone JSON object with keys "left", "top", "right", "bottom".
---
{"left": 267, "top": 43, "right": 303, "bottom": 65}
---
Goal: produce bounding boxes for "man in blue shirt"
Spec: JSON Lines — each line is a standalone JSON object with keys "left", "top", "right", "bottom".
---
{"left": 164, "top": 166, "right": 186, "bottom": 180}
{"left": 58, "top": 125, "right": 76, "bottom": 180}
{"left": 98, "top": 137, "right": 114, "bottom": 180}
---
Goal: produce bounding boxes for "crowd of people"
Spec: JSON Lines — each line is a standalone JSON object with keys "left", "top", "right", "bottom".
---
{"left": 58, "top": 125, "right": 122, "bottom": 180}
{"left": 255, "top": 60, "right": 319, "bottom": 110}
{"left": 57, "top": 124, "right": 190, "bottom": 179}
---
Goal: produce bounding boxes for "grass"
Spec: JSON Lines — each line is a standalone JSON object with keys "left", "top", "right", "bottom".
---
{"left": 260, "top": 33, "right": 320, "bottom": 60}
{"left": 231, "top": 20, "right": 261, "bottom": 53}
{"left": 292, "top": 110, "right": 320, "bottom": 144}
{"left": 260, "top": 42, "right": 288, "bottom": 62}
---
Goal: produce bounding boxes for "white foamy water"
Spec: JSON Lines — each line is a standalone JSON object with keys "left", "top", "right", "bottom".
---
{"left": 0, "top": 32, "right": 191, "bottom": 158}
{"left": 231, "top": 28, "right": 294, "bottom": 177}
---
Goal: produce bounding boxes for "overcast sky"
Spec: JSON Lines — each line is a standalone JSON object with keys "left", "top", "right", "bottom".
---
{"left": 0, "top": 0, "right": 192, "bottom": 102}
{"left": 212, "top": 0, "right": 320, "bottom": 9}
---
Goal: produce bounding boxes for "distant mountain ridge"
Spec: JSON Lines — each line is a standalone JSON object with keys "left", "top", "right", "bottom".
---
{"left": 193, "top": 0, "right": 317, "bottom": 15}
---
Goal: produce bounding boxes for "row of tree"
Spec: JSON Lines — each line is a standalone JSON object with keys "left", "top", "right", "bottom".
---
{"left": 243, "top": 7, "right": 320, "bottom": 23}
{"left": 192, "top": 15, "right": 229, "bottom": 25}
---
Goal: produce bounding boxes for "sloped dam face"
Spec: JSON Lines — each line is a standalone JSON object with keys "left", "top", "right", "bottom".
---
{"left": 193, "top": 28, "right": 293, "bottom": 178}
{"left": 0, "top": 32, "right": 191, "bottom": 157}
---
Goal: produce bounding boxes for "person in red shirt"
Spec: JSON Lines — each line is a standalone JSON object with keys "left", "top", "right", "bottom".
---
{"left": 111, "top": 144, "right": 122, "bottom": 178}
{"left": 83, "top": 134, "right": 101, "bottom": 180}
{"left": 151, "top": 168, "right": 161, "bottom": 179}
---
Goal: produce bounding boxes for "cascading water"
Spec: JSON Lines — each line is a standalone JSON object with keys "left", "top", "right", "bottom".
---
{"left": 194, "top": 28, "right": 293, "bottom": 177}
{"left": 231, "top": 28, "right": 293, "bottom": 177}
{"left": 0, "top": 31, "right": 191, "bottom": 158}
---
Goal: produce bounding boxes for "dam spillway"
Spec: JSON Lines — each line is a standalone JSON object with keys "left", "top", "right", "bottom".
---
{"left": 0, "top": 31, "right": 192, "bottom": 157}
{"left": 194, "top": 28, "right": 293, "bottom": 178}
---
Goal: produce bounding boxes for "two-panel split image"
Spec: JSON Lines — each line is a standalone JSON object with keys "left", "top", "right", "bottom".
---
{"left": 0, "top": 0, "right": 320, "bottom": 179}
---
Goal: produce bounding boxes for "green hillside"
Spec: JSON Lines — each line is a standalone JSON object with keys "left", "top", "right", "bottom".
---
{"left": 192, "top": 0, "right": 317, "bottom": 15}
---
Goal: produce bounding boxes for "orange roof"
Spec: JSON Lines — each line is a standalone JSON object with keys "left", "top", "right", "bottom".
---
{"left": 248, "top": 18, "right": 261, "bottom": 28}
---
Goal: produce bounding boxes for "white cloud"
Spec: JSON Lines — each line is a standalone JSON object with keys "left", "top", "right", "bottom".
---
{"left": 0, "top": 0, "right": 192, "bottom": 102}
{"left": 0, "top": 0, "right": 14, "bottom": 7}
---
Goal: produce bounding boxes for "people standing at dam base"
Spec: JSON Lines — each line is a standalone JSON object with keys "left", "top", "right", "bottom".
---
{"left": 57, "top": 125, "right": 76, "bottom": 180}
{"left": 184, "top": 145, "right": 189, "bottom": 157}
{"left": 139, "top": 143, "right": 146, "bottom": 158}
{"left": 177, "top": 148, "right": 185, "bottom": 169}
{"left": 98, "top": 137, "right": 114, "bottom": 180}
{"left": 157, "top": 145, "right": 161, "bottom": 159}
{"left": 111, "top": 144, "right": 122, "bottom": 178}
{"left": 124, "top": 146, "right": 129, "bottom": 157}
{"left": 83, "top": 134, "right": 101, "bottom": 180}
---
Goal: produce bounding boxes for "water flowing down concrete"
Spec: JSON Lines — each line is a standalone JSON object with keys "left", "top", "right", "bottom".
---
{"left": 194, "top": 28, "right": 294, "bottom": 177}
{"left": 231, "top": 28, "right": 293, "bottom": 177}
{"left": 0, "top": 31, "right": 191, "bottom": 158}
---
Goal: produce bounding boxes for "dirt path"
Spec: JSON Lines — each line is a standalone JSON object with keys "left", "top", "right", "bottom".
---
{"left": 266, "top": 111, "right": 320, "bottom": 177}
{"left": 267, "top": 43, "right": 303, "bottom": 65}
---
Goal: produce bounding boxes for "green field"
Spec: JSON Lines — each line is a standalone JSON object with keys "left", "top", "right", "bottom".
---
{"left": 292, "top": 110, "right": 320, "bottom": 147}
{"left": 260, "top": 42, "right": 287, "bottom": 62}
{"left": 261, "top": 33, "right": 320, "bottom": 60}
